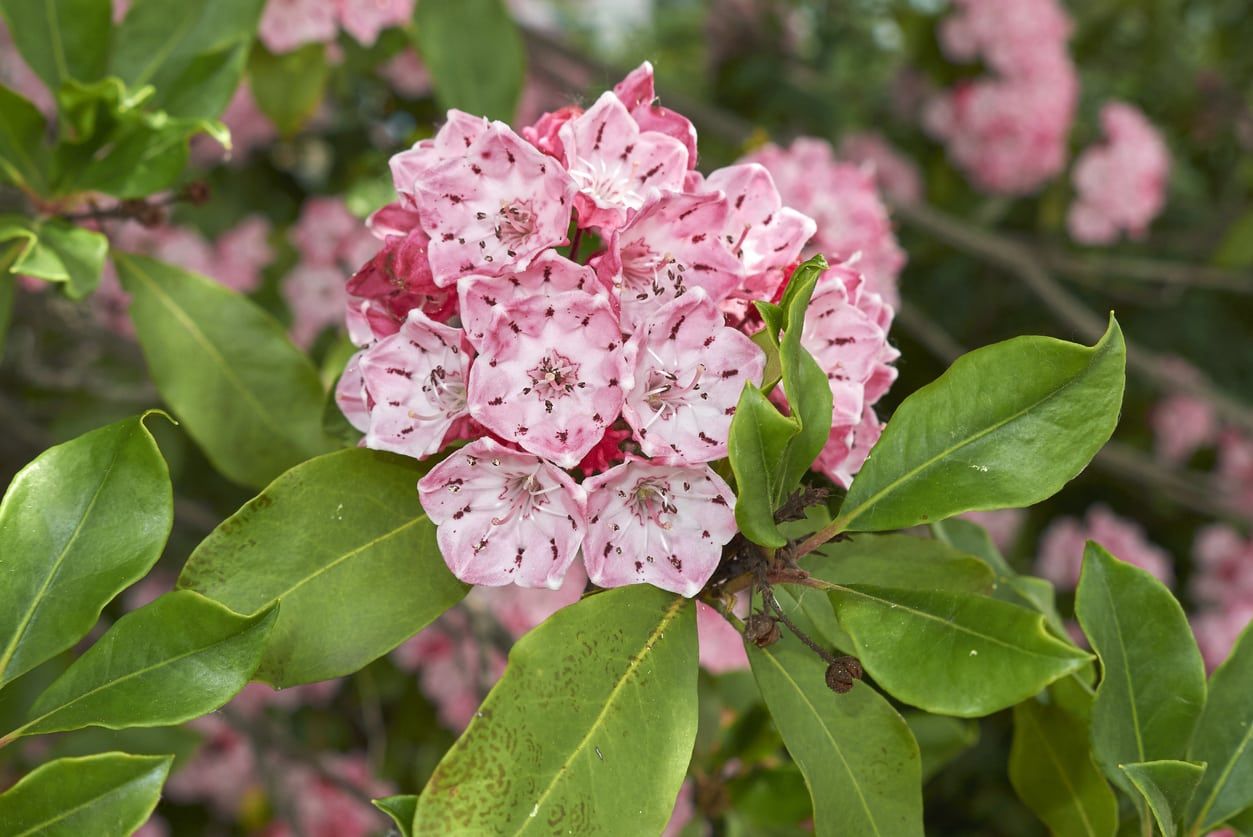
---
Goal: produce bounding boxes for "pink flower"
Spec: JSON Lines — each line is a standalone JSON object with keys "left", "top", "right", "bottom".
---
{"left": 389, "top": 111, "right": 492, "bottom": 208}
{"left": 393, "top": 608, "right": 506, "bottom": 730}
{"left": 814, "top": 404, "right": 884, "bottom": 489}
{"left": 258, "top": 0, "right": 338, "bottom": 54}
{"left": 938, "top": 0, "right": 1073, "bottom": 79}
{"left": 466, "top": 290, "right": 630, "bottom": 467}
{"left": 358, "top": 308, "right": 473, "bottom": 458}
{"left": 283, "top": 262, "right": 349, "bottom": 348}
{"left": 697, "top": 163, "right": 816, "bottom": 301}
{"left": 593, "top": 190, "right": 744, "bottom": 330}
{"left": 1150, "top": 394, "right": 1217, "bottom": 465}
{"left": 612, "top": 61, "right": 699, "bottom": 169}
{"left": 291, "top": 197, "right": 371, "bottom": 268}
{"left": 1191, "top": 525, "right": 1253, "bottom": 609}
{"left": 348, "top": 224, "right": 456, "bottom": 324}
{"left": 1068, "top": 102, "right": 1170, "bottom": 244}
{"left": 522, "top": 105, "right": 582, "bottom": 160}
{"left": 622, "top": 289, "right": 764, "bottom": 464}
{"left": 583, "top": 458, "right": 738, "bottom": 597}
{"left": 745, "top": 140, "right": 906, "bottom": 305}
{"left": 1217, "top": 430, "right": 1253, "bottom": 516}
{"left": 800, "top": 264, "right": 899, "bottom": 427}
{"left": 166, "top": 716, "right": 258, "bottom": 818}
{"left": 412, "top": 122, "right": 577, "bottom": 286}
{"left": 418, "top": 438, "right": 588, "bottom": 589}
{"left": 377, "top": 49, "right": 431, "bottom": 98}
{"left": 214, "top": 216, "right": 274, "bottom": 293}
{"left": 838, "top": 132, "right": 924, "bottom": 205}
{"left": 336, "top": 0, "right": 414, "bottom": 47}
{"left": 576, "top": 425, "right": 633, "bottom": 476}
{"left": 466, "top": 562, "right": 587, "bottom": 639}
{"left": 269, "top": 753, "right": 394, "bottom": 837}
{"left": 696, "top": 601, "right": 749, "bottom": 674}
{"left": 457, "top": 250, "right": 599, "bottom": 346}
{"left": 560, "top": 91, "right": 690, "bottom": 231}
{"left": 1036, "top": 505, "right": 1174, "bottom": 590}
{"left": 1192, "top": 602, "right": 1253, "bottom": 672}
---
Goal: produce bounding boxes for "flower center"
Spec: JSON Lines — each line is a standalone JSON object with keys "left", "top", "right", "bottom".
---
{"left": 527, "top": 351, "right": 581, "bottom": 401}
{"left": 497, "top": 200, "right": 538, "bottom": 248}
{"left": 411, "top": 365, "right": 466, "bottom": 421}
{"left": 619, "top": 239, "right": 677, "bottom": 298}
{"left": 628, "top": 478, "right": 678, "bottom": 530}
{"left": 569, "top": 157, "right": 644, "bottom": 210}
{"left": 642, "top": 362, "right": 705, "bottom": 427}
{"left": 488, "top": 470, "right": 565, "bottom": 528}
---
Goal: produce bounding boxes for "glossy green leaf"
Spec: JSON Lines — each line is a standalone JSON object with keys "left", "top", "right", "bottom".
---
{"left": 933, "top": 517, "right": 1068, "bottom": 636}
{"left": 1010, "top": 695, "right": 1118, "bottom": 837}
{"left": 248, "top": 43, "right": 329, "bottom": 135}
{"left": 1075, "top": 543, "right": 1207, "bottom": 792}
{"left": 835, "top": 316, "right": 1125, "bottom": 532}
{"left": 726, "top": 765, "right": 813, "bottom": 830}
{"left": 0, "top": 0, "right": 111, "bottom": 92}
{"left": 110, "top": 0, "right": 266, "bottom": 119}
{"left": 728, "top": 382, "right": 799, "bottom": 547}
{"left": 1120, "top": 760, "right": 1205, "bottom": 837}
{"left": 775, "top": 260, "right": 834, "bottom": 495}
{"left": 1188, "top": 620, "right": 1253, "bottom": 832}
{"left": 748, "top": 630, "right": 923, "bottom": 836}
{"left": 0, "top": 752, "right": 172, "bottom": 837}
{"left": 0, "top": 83, "right": 48, "bottom": 192}
{"left": 809, "top": 533, "right": 995, "bottom": 594}
{"left": 2, "top": 591, "right": 276, "bottom": 741}
{"left": 414, "top": 0, "right": 525, "bottom": 121}
{"left": 13, "top": 219, "right": 108, "bottom": 298}
{"left": 415, "top": 586, "right": 697, "bottom": 834}
{"left": 903, "top": 711, "right": 979, "bottom": 782}
{"left": 179, "top": 448, "right": 467, "bottom": 686}
{"left": 116, "top": 252, "right": 333, "bottom": 487}
{"left": 374, "top": 795, "right": 417, "bottom": 837}
{"left": 828, "top": 584, "right": 1090, "bottom": 717}
{"left": 0, "top": 414, "right": 172, "bottom": 689}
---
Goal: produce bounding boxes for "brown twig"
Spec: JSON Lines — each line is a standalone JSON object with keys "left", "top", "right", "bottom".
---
{"left": 1036, "top": 247, "right": 1253, "bottom": 296}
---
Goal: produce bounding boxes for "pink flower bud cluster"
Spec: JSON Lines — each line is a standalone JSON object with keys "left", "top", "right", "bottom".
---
{"left": 1150, "top": 394, "right": 1219, "bottom": 465}
{"left": 283, "top": 197, "right": 380, "bottom": 347}
{"left": 94, "top": 216, "right": 274, "bottom": 335}
{"left": 1190, "top": 524, "right": 1253, "bottom": 670}
{"left": 924, "top": 0, "right": 1079, "bottom": 195}
{"left": 1036, "top": 504, "right": 1174, "bottom": 590}
{"left": 258, "top": 0, "right": 414, "bottom": 55}
{"left": 1067, "top": 102, "right": 1170, "bottom": 245}
{"left": 743, "top": 138, "right": 907, "bottom": 307}
{"left": 335, "top": 63, "right": 900, "bottom": 599}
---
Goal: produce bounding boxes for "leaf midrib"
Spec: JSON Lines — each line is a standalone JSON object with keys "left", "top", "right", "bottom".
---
{"left": 1020, "top": 705, "right": 1101, "bottom": 837}
{"left": 758, "top": 644, "right": 882, "bottom": 835}
{"left": 0, "top": 423, "right": 133, "bottom": 684}
{"left": 1191, "top": 714, "right": 1253, "bottom": 830}
{"left": 512, "top": 595, "right": 687, "bottom": 836}
{"left": 116, "top": 253, "right": 299, "bottom": 448}
{"left": 11, "top": 762, "right": 166, "bottom": 837}
{"left": 838, "top": 342, "right": 1109, "bottom": 529}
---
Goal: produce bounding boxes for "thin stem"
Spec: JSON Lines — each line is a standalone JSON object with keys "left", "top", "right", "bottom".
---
{"left": 1036, "top": 247, "right": 1253, "bottom": 296}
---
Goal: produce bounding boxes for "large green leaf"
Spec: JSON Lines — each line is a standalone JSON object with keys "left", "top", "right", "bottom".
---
{"left": 728, "top": 382, "right": 799, "bottom": 547}
{"left": 1075, "top": 543, "right": 1207, "bottom": 793}
{"left": 413, "top": 0, "right": 524, "bottom": 121}
{"left": 1120, "top": 760, "right": 1205, "bottom": 837}
{"left": 748, "top": 632, "right": 923, "bottom": 836}
{"left": 248, "top": 43, "right": 328, "bottom": 135}
{"left": 0, "top": 0, "right": 111, "bottom": 93}
{"left": 415, "top": 586, "right": 697, "bottom": 834}
{"left": 774, "top": 259, "right": 834, "bottom": 495}
{"left": 828, "top": 584, "right": 1090, "bottom": 717}
{"left": 1009, "top": 695, "right": 1118, "bottom": 837}
{"left": 0, "top": 83, "right": 48, "bottom": 192}
{"left": 0, "top": 414, "right": 172, "bottom": 689}
{"left": 834, "top": 317, "right": 1125, "bottom": 532}
{"left": 115, "top": 252, "right": 333, "bottom": 487}
{"left": 0, "top": 752, "right": 172, "bottom": 837}
{"left": 809, "top": 533, "right": 995, "bottom": 594}
{"left": 1188, "top": 621, "right": 1253, "bottom": 832}
{"left": 109, "top": 0, "right": 265, "bottom": 119}
{"left": 1, "top": 591, "right": 276, "bottom": 742}
{"left": 179, "top": 448, "right": 467, "bottom": 686}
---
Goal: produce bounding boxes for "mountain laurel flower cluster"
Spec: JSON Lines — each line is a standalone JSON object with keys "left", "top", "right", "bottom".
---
{"left": 335, "top": 63, "right": 899, "bottom": 597}
{"left": 1067, "top": 102, "right": 1170, "bottom": 244}
{"left": 925, "top": 0, "right": 1079, "bottom": 194}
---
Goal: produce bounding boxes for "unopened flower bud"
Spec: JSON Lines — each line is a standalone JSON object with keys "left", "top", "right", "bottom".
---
{"left": 825, "top": 655, "right": 863, "bottom": 694}
{"left": 743, "top": 613, "right": 780, "bottom": 648}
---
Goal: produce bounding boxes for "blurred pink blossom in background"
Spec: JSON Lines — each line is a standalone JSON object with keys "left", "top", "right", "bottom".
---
{"left": 1036, "top": 504, "right": 1174, "bottom": 589}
